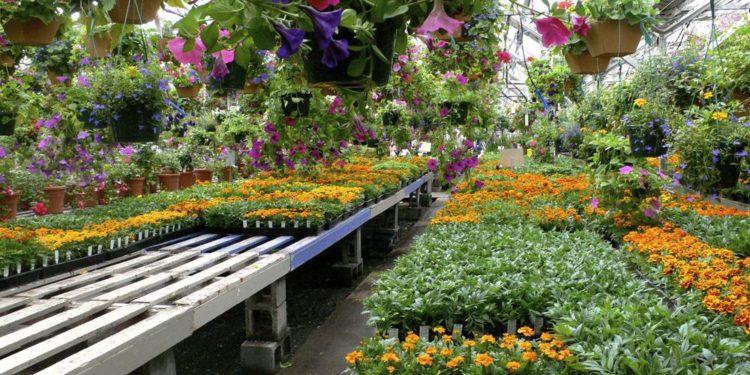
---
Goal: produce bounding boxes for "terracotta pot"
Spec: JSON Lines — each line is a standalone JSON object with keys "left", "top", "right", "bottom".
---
{"left": 86, "top": 33, "right": 112, "bottom": 58}
{"left": 0, "top": 192, "right": 19, "bottom": 222}
{"left": 43, "top": 186, "right": 66, "bottom": 214}
{"left": 126, "top": 177, "right": 145, "bottom": 197}
{"left": 47, "top": 70, "right": 72, "bottom": 86}
{"left": 565, "top": 51, "right": 612, "bottom": 75}
{"left": 194, "top": 169, "right": 213, "bottom": 183}
{"left": 149, "top": 183, "right": 157, "bottom": 194}
{"left": 176, "top": 84, "right": 202, "bottom": 98}
{"left": 159, "top": 173, "right": 180, "bottom": 192}
{"left": 179, "top": 171, "right": 195, "bottom": 189}
{"left": 733, "top": 91, "right": 750, "bottom": 117}
{"left": 583, "top": 20, "right": 642, "bottom": 58}
{"left": 221, "top": 166, "right": 233, "bottom": 182}
{"left": 96, "top": 189, "right": 107, "bottom": 206}
{"left": 2, "top": 17, "right": 61, "bottom": 46}
{"left": 109, "top": 0, "right": 162, "bottom": 24}
{"left": 75, "top": 192, "right": 97, "bottom": 208}
{"left": 0, "top": 53, "right": 15, "bottom": 68}
{"left": 243, "top": 82, "right": 263, "bottom": 94}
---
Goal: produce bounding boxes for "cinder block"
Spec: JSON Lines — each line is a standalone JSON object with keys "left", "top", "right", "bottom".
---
{"left": 246, "top": 302, "right": 289, "bottom": 341}
{"left": 248, "top": 279, "right": 286, "bottom": 308}
{"left": 332, "top": 262, "right": 363, "bottom": 287}
{"left": 240, "top": 339, "right": 283, "bottom": 375}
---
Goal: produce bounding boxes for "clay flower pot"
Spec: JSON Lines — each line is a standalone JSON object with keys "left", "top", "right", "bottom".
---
{"left": 179, "top": 171, "right": 195, "bottom": 189}
{"left": 3, "top": 17, "right": 61, "bottom": 46}
{"left": 86, "top": 33, "right": 112, "bottom": 58}
{"left": 564, "top": 51, "right": 612, "bottom": 75}
{"left": 159, "top": 173, "right": 180, "bottom": 192}
{"left": 75, "top": 192, "right": 97, "bottom": 208}
{"left": 194, "top": 169, "right": 213, "bottom": 183}
{"left": 109, "top": 0, "right": 162, "bottom": 24}
{"left": 583, "top": 20, "right": 642, "bottom": 58}
{"left": 126, "top": 177, "right": 146, "bottom": 197}
{"left": 0, "top": 53, "right": 15, "bottom": 68}
{"left": 221, "top": 167, "right": 233, "bottom": 182}
{"left": 43, "top": 186, "right": 66, "bottom": 214}
{"left": 176, "top": 84, "right": 202, "bottom": 98}
{"left": 0, "top": 191, "right": 19, "bottom": 222}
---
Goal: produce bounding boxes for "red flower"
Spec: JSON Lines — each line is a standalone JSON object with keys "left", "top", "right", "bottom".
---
{"left": 32, "top": 202, "right": 48, "bottom": 216}
{"left": 496, "top": 50, "right": 511, "bottom": 64}
{"left": 534, "top": 17, "right": 571, "bottom": 48}
{"left": 308, "top": 0, "right": 340, "bottom": 11}
{"left": 527, "top": 56, "right": 536, "bottom": 62}
{"left": 558, "top": 0, "right": 573, "bottom": 10}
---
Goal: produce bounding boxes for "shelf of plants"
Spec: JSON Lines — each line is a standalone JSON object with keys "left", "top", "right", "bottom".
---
{"left": 1, "top": 0, "right": 750, "bottom": 373}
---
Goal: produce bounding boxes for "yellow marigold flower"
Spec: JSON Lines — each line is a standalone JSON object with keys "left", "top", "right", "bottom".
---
{"left": 387, "top": 365, "right": 396, "bottom": 374}
{"left": 517, "top": 326, "right": 535, "bottom": 337}
{"left": 440, "top": 348, "right": 453, "bottom": 357}
{"left": 442, "top": 334, "right": 452, "bottom": 343}
{"left": 345, "top": 350, "right": 363, "bottom": 365}
{"left": 127, "top": 66, "right": 139, "bottom": 76}
{"left": 703, "top": 91, "right": 714, "bottom": 99}
{"left": 540, "top": 332, "right": 553, "bottom": 341}
{"left": 522, "top": 351, "right": 538, "bottom": 362}
{"left": 551, "top": 339, "right": 564, "bottom": 348}
{"left": 402, "top": 342, "right": 415, "bottom": 351}
{"left": 634, "top": 98, "right": 647, "bottom": 107}
{"left": 425, "top": 346, "right": 437, "bottom": 355}
{"left": 506, "top": 361, "right": 521, "bottom": 372}
{"left": 380, "top": 352, "right": 400, "bottom": 363}
{"left": 712, "top": 111, "right": 728, "bottom": 121}
{"left": 598, "top": 129, "right": 608, "bottom": 134}
{"left": 446, "top": 356, "right": 464, "bottom": 368}
{"left": 417, "top": 353, "right": 433, "bottom": 366}
{"left": 480, "top": 334, "right": 496, "bottom": 344}
{"left": 519, "top": 340, "right": 532, "bottom": 351}
{"left": 432, "top": 326, "right": 446, "bottom": 335}
{"left": 462, "top": 339, "right": 476, "bottom": 347}
{"left": 405, "top": 333, "right": 420, "bottom": 344}
{"left": 474, "top": 353, "right": 494, "bottom": 367}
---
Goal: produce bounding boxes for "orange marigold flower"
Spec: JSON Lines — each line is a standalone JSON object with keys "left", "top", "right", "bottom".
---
{"left": 463, "top": 339, "right": 476, "bottom": 347}
{"left": 517, "top": 326, "right": 535, "bottom": 337}
{"left": 506, "top": 361, "right": 521, "bottom": 372}
{"left": 387, "top": 365, "right": 396, "bottom": 374}
{"left": 425, "top": 346, "right": 438, "bottom": 355}
{"left": 474, "top": 353, "right": 494, "bottom": 367}
{"left": 480, "top": 334, "right": 496, "bottom": 344}
{"left": 446, "top": 356, "right": 465, "bottom": 368}
{"left": 440, "top": 348, "right": 453, "bottom": 357}
{"left": 522, "top": 351, "right": 538, "bottom": 362}
{"left": 345, "top": 350, "right": 363, "bottom": 365}
{"left": 432, "top": 326, "right": 446, "bottom": 335}
{"left": 417, "top": 353, "right": 433, "bottom": 366}
{"left": 380, "top": 352, "right": 400, "bottom": 363}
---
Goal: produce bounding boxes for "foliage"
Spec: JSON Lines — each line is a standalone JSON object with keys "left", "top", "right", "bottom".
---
{"left": 583, "top": 0, "right": 659, "bottom": 27}
{"left": 525, "top": 57, "right": 582, "bottom": 113}
{"left": 0, "top": 0, "right": 65, "bottom": 24}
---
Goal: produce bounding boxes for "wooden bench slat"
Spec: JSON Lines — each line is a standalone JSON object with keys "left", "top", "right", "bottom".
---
{"left": 217, "top": 236, "right": 267, "bottom": 255}
{"left": 158, "top": 234, "right": 220, "bottom": 252}
{"left": 190, "top": 235, "right": 244, "bottom": 253}
{"left": 93, "top": 274, "right": 174, "bottom": 303}
{"left": 0, "top": 300, "right": 67, "bottom": 334}
{"left": 0, "top": 298, "right": 29, "bottom": 314}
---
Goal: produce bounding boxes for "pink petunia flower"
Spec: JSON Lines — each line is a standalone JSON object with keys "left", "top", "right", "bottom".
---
{"left": 415, "top": 0, "right": 464, "bottom": 36}
{"left": 572, "top": 15, "right": 591, "bottom": 37}
{"left": 534, "top": 17, "right": 571, "bottom": 47}
{"left": 619, "top": 165, "right": 634, "bottom": 174}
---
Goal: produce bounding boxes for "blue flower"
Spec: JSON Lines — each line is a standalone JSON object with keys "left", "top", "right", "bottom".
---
{"left": 273, "top": 23, "right": 305, "bottom": 59}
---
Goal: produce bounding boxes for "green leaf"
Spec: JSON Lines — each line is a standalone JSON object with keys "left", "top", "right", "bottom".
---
{"left": 234, "top": 44, "right": 252, "bottom": 69}
{"left": 371, "top": 44, "right": 389, "bottom": 64}
{"left": 201, "top": 23, "right": 220, "bottom": 51}
{"left": 248, "top": 19, "right": 276, "bottom": 51}
{"left": 340, "top": 9, "right": 357, "bottom": 28}
{"left": 347, "top": 58, "right": 367, "bottom": 78}
{"left": 384, "top": 5, "right": 409, "bottom": 20}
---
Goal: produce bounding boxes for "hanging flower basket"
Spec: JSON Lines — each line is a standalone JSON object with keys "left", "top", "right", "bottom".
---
{"left": 303, "top": 18, "right": 400, "bottom": 88}
{"left": 43, "top": 186, "right": 66, "bottom": 214}
{"left": 582, "top": 20, "right": 642, "bottom": 58}
{"left": 2, "top": 17, "right": 61, "bottom": 46}
{"left": 176, "top": 84, "right": 202, "bottom": 98}
{"left": 86, "top": 33, "right": 112, "bottom": 58}
{"left": 627, "top": 126, "right": 668, "bottom": 157}
{"left": 564, "top": 50, "right": 612, "bottom": 75}
{"left": 109, "top": 0, "right": 162, "bottom": 25}
{"left": 0, "top": 53, "right": 15, "bottom": 68}
{"left": 209, "top": 62, "right": 247, "bottom": 90}
{"left": 441, "top": 101, "right": 471, "bottom": 124}
{"left": 280, "top": 93, "right": 312, "bottom": 117}
{"left": 110, "top": 109, "right": 161, "bottom": 143}
{"left": 732, "top": 91, "right": 750, "bottom": 117}
{"left": 717, "top": 142, "right": 746, "bottom": 189}
{"left": 0, "top": 112, "right": 16, "bottom": 136}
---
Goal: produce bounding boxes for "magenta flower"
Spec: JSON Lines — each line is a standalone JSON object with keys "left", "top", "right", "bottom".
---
{"left": 437, "top": 40, "right": 447, "bottom": 48}
{"left": 590, "top": 196, "right": 599, "bottom": 209}
{"left": 415, "top": 0, "right": 464, "bottom": 36}
{"left": 643, "top": 208, "right": 656, "bottom": 218}
{"left": 619, "top": 165, "right": 634, "bottom": 174}
{"left": 392, "top": 62, "right": 402, "bottom": 72}
{"left": 455, "top": 74, "right": 467, "bottom": 85}
{"left": 168, "top": 37, "right": 206, "bottom": 67}
{"left": 211, "top": 55, "right": 230, "bottom": 79}
{"left": 497, "top": 50, "right": 511, "bottom": 64}
{"left": 308, "top": 0, "right": 340, "bottom": 11}
{"left": 475, "top": 180, "right": 485, "bottom": 189}
{"left": 0, "top": 34, "right": 7, "bottom": 48}
{"left": 55, "top": 76, "right": 69, "bottom": 84}
{"left": 77, "top": 75, "right": 91, "bottom": 88}
{"left": 439, "top": 107, "right": 450, "bottom": 117}
{"left": 463, "top": 139, "right": 475, "bottom": 149}
{"left": 534, "top": 17, "right": 571, "bottom": 47}
{"left": 571, "top": 15, "right": 591, "bottom": 37}
{"left": 427, "top": 158, "right": 438, "bottom": 172}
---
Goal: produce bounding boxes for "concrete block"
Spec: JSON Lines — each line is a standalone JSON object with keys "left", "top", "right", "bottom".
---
{"left": 246, "top": 302, "right": 289, "bottom": 341}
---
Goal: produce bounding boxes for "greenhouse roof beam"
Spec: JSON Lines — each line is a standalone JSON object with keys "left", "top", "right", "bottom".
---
{"left": 653, "top": 0, "right": 723, "bottom": 35}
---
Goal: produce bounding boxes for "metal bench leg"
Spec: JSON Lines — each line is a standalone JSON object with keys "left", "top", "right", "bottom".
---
{"left": 240, "top": 278, "right": 291, "bottom": 375}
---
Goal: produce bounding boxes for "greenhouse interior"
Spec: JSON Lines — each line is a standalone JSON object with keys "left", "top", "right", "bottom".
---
{"left": 0, "top": 0, "right": 749, "bottom": 374}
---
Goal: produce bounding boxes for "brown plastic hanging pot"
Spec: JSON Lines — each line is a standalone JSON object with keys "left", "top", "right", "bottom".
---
{"left": 109, "top": 0, "right": 162, "bottom": 25}
{"left": 2, "top": 17, "right": 61, "bottom": 46}
{"left": 564, "top": 50, "right": 612, "bottom": 74}
{"left": 0, "top": 53, "right": 15, "bottom": 68}
{"left": 176, "top": 84, "right": 202, "bottom": 98}
{"left": 583, "top": 20, "right": 642, "bottom": 58}
{"left": 86, "top": 33, "right": 112, "bottom": 58}
{"left": 43, "top": 186, "right": 66, "bottom": 214}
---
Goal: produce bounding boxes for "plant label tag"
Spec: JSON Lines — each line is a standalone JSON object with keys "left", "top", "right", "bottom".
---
{"left": 3, "top": 266, "right": 8, "bottom": 277}
{"left": 243, "top": 220, "right": 248, "bottom": 229}
{"left": 66, "top": 251, "right": 72, "bottom": 261}
{"left": 534, "top": 318, "right": 544, "bottom": 334}
{"left": 507, "top": 320, "right": 517, "bottom": 334}
{"left": 387, "top": 328, "right": 399, "bottom": 339}
{"left": 98, "top": 245, "right": 103, "bottom": 253}
{"left": 43, "top": 256, "right": 48, "bottom": 267}
{"left": 54, "top": 251, "right": 59, "bottom": 264}
{"left": 110, "top": 240, "right": 115, "bottom": 250}
{"left": 281, "top": 221, "right": 286, "bottom": 228}
{"left": 88, "top": 246, "right": 93, "bottom": 256}
{"left": 256, "top": 221, "right": 261, "bottom": 228}
{"left": 16, "top": 262, "right": 21, "bottom": 274}
{"left": 452, "top": 324, "right": 463, "bottom": 337}
{"left": 138, "top": 232, "right": 143, "bottom": 241}
{"left": 268, "top": 221, "right": 273, "bottom": 228}
{"left": 419, "top": 326, "right": 430, "bottom": 340}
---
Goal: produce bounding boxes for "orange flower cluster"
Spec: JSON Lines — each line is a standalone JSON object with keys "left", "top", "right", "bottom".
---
{"left": 531, "top": 207, "right": 581, "bottom": 225}
{"left": 624, "top": 224, "right": 750, "bottom": 334}
{"left": 666, "top": 195, "right": 750, "bottom": 217}
{"left": 244, "top": 208, "right": 323, "bottom": 221}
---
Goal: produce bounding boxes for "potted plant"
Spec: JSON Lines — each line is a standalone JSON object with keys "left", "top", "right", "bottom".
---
{"left": 434, "top": 72, "right": 479, "bottom": 125}
{"left": 90, "top": 59, "right": 169, "bottom": 143}
{"left": 0, "top": 142, "right": 18, "bottom": 220}
{"left": 168, "top": 63, "right": 203, "bottom": 98}
{"left": 177, "top": 145, "right": 195, "bottom": 189}
{"left": 621, "top": 98, "right": 679, "bottom": 157}
{"left": 85, "top": 25, "right": 113, "bottom": 59}
{"left": 0, "top": 0, "right": 65, "bottom": 46}
{"left": 156, "top": 148, "right": 180, "bottom": 191}
{"left": 0, "top": 78, "right": 22, "bottom": 136}
{"left": 525, "top": 57, "right": 582, "bottom": 113}
{"left": 581, "top": 0, "right": 659, "bottom": 57}
{"left": 34, "top": 36, "right": 86, "bottom": 85}
{"left": 0, "top": 31, "right": 26, "bottom": 69}
{"left": 713, "top": 22, "right": 750, "bottom": 116}
{"left": 193, "top": 147, "right": 226, "bottom": 183}
{"left": 107, "top": 0, "right": 162, "bottom": 25}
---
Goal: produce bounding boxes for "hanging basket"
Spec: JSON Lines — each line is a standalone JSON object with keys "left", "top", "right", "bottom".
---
{"left": 0, "top": 112, "right": 16, "bottom": 136}
{"left": 564, "top": 51, "right": 612, "bottom": 74}
{"left": 110, "top": 109, "right": 161, "bottom": 143}
{"left": 86, "top": 33, "right": 112, "bottom": 58}
{"left": 441, "top": 101, "right": 471, "bottom": 124}
{"left": 280, "top": 93, "right": 312, "bottom": 117}
{"left": 176, "top": 84, "right": 202, "bottom": 98}
{"left": 303, "top": 18, "right": 401, "bottom": 88}
{"left": 2, "top": 17, "right": 61, "bottom": 47}
{"left": 109, "top": 0, "right": 162, "bottom": 25}
{"left": 582, "top": 20, "right": 642, "bottom": 58}
{"left": 628, "top": 127, "right": 668, "bottom": 157}
{"left": 0, "top": 53, "right": 15, "bottom": 68}
{"left": 732, "top": 91, "right": 750, "bottom": 117}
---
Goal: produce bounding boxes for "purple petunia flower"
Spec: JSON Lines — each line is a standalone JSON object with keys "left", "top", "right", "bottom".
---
{"left": 590, "top": 196, "right": 599, "bottom": 210}
{"left": 619, "top": 165, "right": 633, "bottom": 174}
{"left": 474, "top": 180, "right": 485, "bottom": 189}
{"left": 273, "top": 23, "right": 305, "bottom": 59}
{"left": 427, "top": 158, "right": 438, "bottom": 172}
{"left": 300, "top": 6, "right": 342, "bottom": 49}
{"left": 321, "top": 38, "right": 350, "bottom": 68}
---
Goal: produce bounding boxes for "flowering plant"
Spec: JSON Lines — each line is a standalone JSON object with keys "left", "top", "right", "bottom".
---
{"left": 620, "top": 98, "right": 682, "bottom": 156}
{"left": 0, "top": 0, "right": 65, "bottom": 24}
{"left": 583, "top": 0, "right": 659, "bottom": 29}
{"left": 33, "top": 36, "right": 86, "bottom": 78}
{"left": 713, "top": 21, "right": 750, "bottom": 93}
{"left": 167, "top": 63, "right": 201, "bottom": 87}
{"left": 0, "top": 76, "right": 22, "bottom": 126}
{"left": 591, "top": 163, "right": 669, "bottom": 228}
{"left": 525, "top": 57, "right": 582, "bottom": 112}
